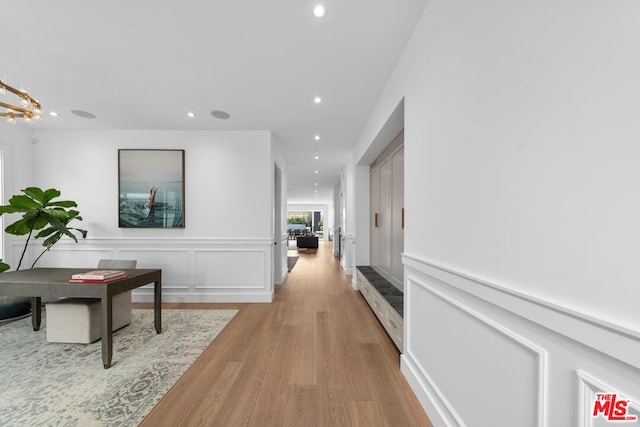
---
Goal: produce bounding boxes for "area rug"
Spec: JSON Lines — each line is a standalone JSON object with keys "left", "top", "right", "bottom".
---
{"left": 288, "top": 256, "right": 299, "bottom": 272}
{"left": 0, "top": 308, "right": 237, "bottom": 427}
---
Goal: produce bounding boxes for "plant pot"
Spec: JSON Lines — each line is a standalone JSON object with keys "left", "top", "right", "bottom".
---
{"left": 0, "top": 296, "right": 31, "bottom": 322}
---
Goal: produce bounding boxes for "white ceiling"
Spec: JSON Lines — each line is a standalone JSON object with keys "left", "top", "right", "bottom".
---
{"left": 2, "top": 1, "right": 427, "bottom": 204}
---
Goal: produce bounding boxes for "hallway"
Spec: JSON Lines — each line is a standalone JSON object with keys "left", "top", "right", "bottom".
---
{"left": 141, "top": 240, "right": 431, "bottom": 426}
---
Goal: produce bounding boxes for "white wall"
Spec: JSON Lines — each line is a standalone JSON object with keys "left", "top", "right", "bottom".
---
{"left": 0, "top": 126, "right": 34, "bottom": 267}
{"left": 18, "top": 129, "right": 276, "bottom": 302}
{"left": 354, "top": 0, "right": 640, "bottom": 425}
{"left": 272, "top": 136, "right": 288, "bottom": 285}
{"left": 352, "top": 164, "right": 370, "bottom": 289}
{"left": 333, "top": 183, "right": 341, "bottom": 256}
{"left": 341, "top": 162, "right": 355, "bottom": 275}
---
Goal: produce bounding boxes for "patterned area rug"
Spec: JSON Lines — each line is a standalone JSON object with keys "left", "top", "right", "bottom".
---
{"left": 288, "top": 256, "right": 299, "bottom": 272}
{"left": 0, "top": 308, "right": 237, "bottom": 426}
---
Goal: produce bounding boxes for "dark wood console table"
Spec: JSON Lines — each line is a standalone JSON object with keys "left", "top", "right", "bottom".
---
{"left": 0, "top": 268, "right": 162, "bottom": 369}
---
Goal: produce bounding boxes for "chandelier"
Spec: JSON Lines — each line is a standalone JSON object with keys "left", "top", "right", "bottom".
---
{"left": 0, "top": 78, "right": 42, "bottom": 123}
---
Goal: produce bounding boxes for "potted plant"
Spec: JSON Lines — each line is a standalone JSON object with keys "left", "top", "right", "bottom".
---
{"left": 0, "top": 187, "right": 87, "bottom": 321}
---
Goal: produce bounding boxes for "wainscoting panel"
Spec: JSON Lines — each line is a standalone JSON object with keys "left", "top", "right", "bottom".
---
{"left": 9, "top": 238, "right": 274, "bottom": 303}
{"left": 405, "top": 273, "right": 544, "bottom": 427}
{"left": 401, "top": 254, "right": 640, "bottom": 426}
{"left": 279, "top": 232, "right": 289, "bottom": 285}
{"left": 577, "top": 371, "right": 640, "bottom": 427}
{"left": 342, "top": 233, "right": 355, "bottom": 277}
{"left": 13, "top": 246, "right": 113, "bottom": 271}
{"left": 117, "top": 248, "right": 190, "bottom": 290}
{"left": 193, "top": 248, "right": 267, "bottom": 290}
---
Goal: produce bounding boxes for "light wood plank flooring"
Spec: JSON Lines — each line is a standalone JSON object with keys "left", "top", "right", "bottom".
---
{"left": 139, "top": 240, "right": 432, "bottom": 426}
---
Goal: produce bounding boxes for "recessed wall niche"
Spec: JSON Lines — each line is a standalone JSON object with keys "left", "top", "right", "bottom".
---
{"left": 370, "top": 130, "right": 404, "bottom": 290}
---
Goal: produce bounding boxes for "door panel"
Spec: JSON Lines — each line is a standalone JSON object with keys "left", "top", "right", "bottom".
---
{"left": 379, "top": 158, "right": 392, "bottom": 275}
{"left": 391, "top": 147, "right": 404, "bottom": 286}
{"left": 370, "top": 169, "right": 380, "bottom": 267}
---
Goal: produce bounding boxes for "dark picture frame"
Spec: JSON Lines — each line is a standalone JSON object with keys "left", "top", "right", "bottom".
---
{"left": 118, "top": 149, "right": 185, "bottom": 228}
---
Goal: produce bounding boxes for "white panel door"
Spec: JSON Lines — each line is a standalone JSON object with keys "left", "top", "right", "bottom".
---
{"left": 391, "top": 147, "right": 404, "bottom": 286}
{"left": 379, "top": 158, "right": 392, "bottom": 275}
{"left": 370, "top": 168, "right": 380, "bottom": 267}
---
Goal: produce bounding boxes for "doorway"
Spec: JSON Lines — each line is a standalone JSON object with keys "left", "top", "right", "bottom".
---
{"left": 273, "top": 165, "right": 284, "bottom": 285}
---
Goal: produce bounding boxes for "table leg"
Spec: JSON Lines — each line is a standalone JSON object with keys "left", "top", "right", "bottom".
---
{"left": 101, "top": 296, "right": 113, "bottom": 369}
{"left": 31, "top": 297, "right": 42, "bottom": 331}
{"left": 154, "top": 278, "right": 162, "bottom": 334}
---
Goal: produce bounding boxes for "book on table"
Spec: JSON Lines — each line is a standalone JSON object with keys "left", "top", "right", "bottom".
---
{"left": 68, "top": 276, "right": 128, "bottom": 283}
{"left": 69, "top": 270, "right": 128, "bottom": 283}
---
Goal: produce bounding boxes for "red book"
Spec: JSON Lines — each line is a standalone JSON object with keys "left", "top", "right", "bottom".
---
{"left": 68, "top": 274, "right": 127, "bottom": 283}
{"left": 71, "top": 270, "right": 127, "bottom": 280}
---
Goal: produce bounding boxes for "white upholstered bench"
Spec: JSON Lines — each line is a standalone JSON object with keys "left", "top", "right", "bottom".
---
{"left": 46, "top": 293, "right": 132, "bottom": 343}
{"left": 45, "top": 259, "right": 136, "bottom": 344}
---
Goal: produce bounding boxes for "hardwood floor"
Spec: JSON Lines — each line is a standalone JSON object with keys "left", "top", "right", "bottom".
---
{"left": 139, "top": 240, "right": 432, "bottom": 427}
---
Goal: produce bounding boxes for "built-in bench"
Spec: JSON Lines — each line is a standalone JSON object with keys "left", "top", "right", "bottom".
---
{"left": 356, "top": 266, "right": 404, "bottom": 350}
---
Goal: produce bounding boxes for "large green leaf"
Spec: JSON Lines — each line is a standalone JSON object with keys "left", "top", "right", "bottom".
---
{"left": 42, "top": 188, "right": 62, "bottom": 203}
{"left": 47, "top": 200, "right": 77, "bottom": 208}
{"left": 8, "top": 195, "right": 41, "bottom": 209}
{"left": 47, "top": 216, "right": 79, "bottom": 243}
{"left": 0, "top": 205, "right": 25, "bottom": 215}
{"left": 68, "top": 226, "right": 88, "bottom": 239}
{"left": 0, "top": 259, "right": 9, "bottom": 273}
{"left": 23, "top": 215, "right": 49, "bottom": 231}
{"left": 22, "top": 211, "right": 39, "bottom": 221}
{"left": 22, "top": 187, "right": 46, "bottom": 203}
{"left": 43, "top": 232, "right": 63, "bottom": 248}
{"left": 42, "top": 208, "right": 73, "bottom": 221}
{"left": 35, "top": 226, "right": 59, "bottom": 239}
{"left": 5, "top": 220, "right": 32, "bottom": 236}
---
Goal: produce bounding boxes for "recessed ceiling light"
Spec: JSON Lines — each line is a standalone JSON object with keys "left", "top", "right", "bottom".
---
{"left": 48, "top": 111, "right": 58, "bottom": 117}
{"left": 71, "top": 110, "right": 96, "bottom": 119}
{"left": 187, "top": 112, "right": 196, "bottom": 118}
{"left": 314, "top": 183, "right": 318, "bottom": 186}
{"left": 313, "top": 5, "right": 326, "bottom": 18}
{"left": 314, "top": 135, "right": 320, "bottom": 140}
{"left": 211, "top": 110, "right": 231, "bottom": 119}
{"left": 314, "top": 155, "right": 319, "bottom": 160}
{"left": 314, "top": 170, "right": 319, "bottom": 174}
{"left": 314, "top": 96, "right": 322, "bottom": 104}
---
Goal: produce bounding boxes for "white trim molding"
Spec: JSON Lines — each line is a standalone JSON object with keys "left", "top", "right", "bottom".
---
{"left": 278, "top": 232, "right": 289, "bottom": 285}
{"left": 342, "top": 233, "right": 355, "bottom": 276}
{"left": 13, "top": 237, "right": 274, "bottom": 303}
{"left": 403, "top": 270, "right": 547, "bottom": 427}
{"left": 402, "top": 253, "right": 640, "bottom": 370}
{"left": 401, "top": 254, "right": 640, "bottom": 426}
{"left": 411, "top": 275, "right": 547, "bottom": 427}
{"left": 577, "top": 370, "right": 640, "bottom": 427}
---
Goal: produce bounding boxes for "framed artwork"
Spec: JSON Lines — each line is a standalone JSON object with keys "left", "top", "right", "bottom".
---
{"left": 118, "top": 149, "right": 185, "bottom": 228}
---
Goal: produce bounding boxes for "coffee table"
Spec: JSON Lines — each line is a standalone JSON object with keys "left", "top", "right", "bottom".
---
{"left": 0, "top": 268, "right": 161, "bottom": 368}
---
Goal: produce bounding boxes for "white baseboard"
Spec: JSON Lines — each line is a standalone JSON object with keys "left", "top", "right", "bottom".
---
{"left": 133, "top": 290, "right": 273, "bottom": 303}
{"left": 401, "top": 355, "right": 461, "bottom": 427}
